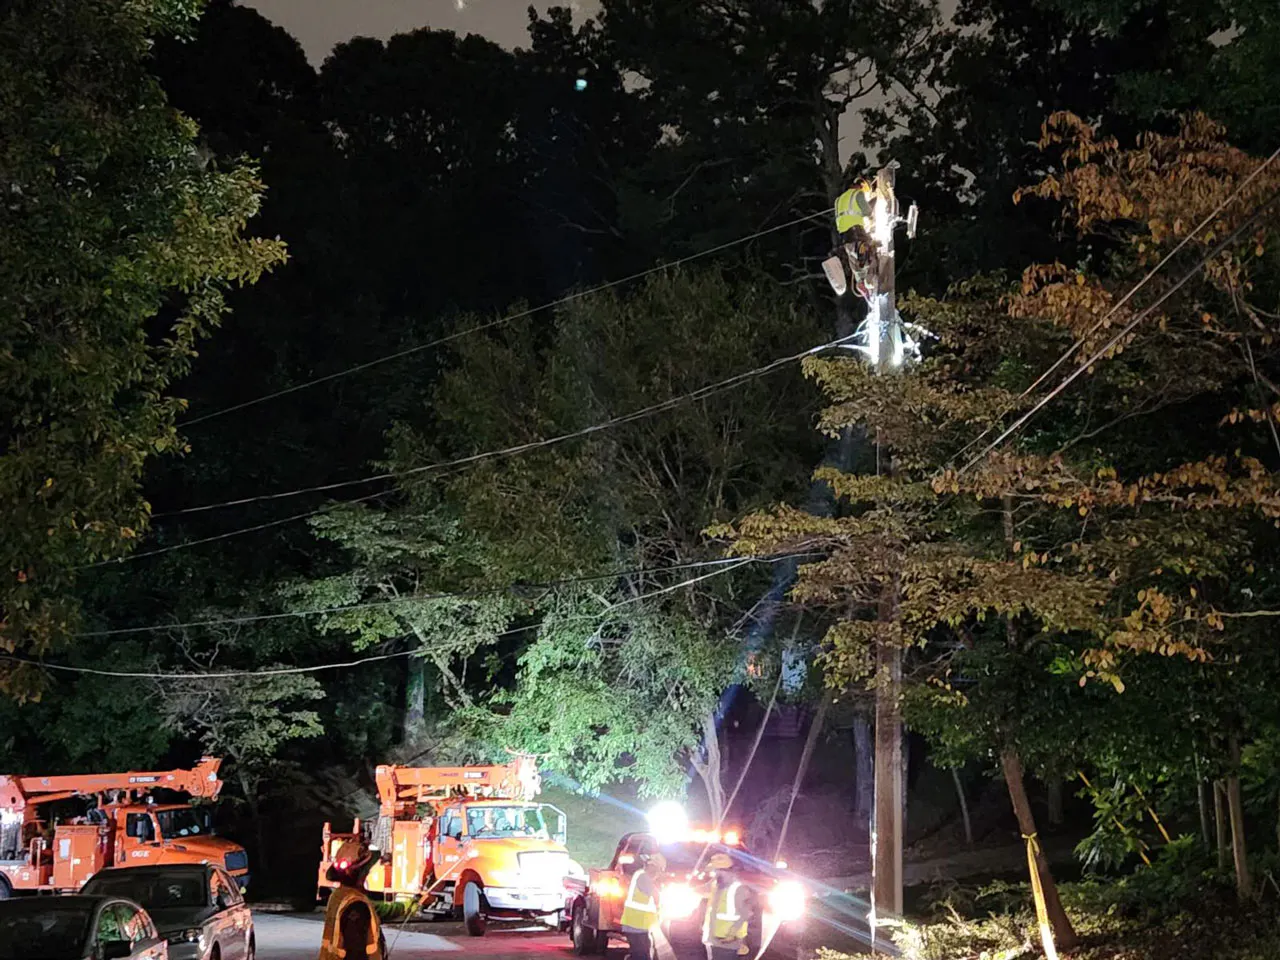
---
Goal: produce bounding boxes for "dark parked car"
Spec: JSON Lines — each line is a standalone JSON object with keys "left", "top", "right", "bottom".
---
{"left": 81, "top": 864, "right": 253, "bottom": 960}
{"left": 0, "top": 894, "right": 167, "bottom": 959}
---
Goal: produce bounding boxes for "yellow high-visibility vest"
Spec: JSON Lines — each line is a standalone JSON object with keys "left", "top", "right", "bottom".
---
{"left": 319, "top": 885, "right": 384, "bottom": 960}
{"left": 620, "top": 869, "right": 659, "bottom": 932}
{"left": 702, "top": 878, "right": 748, "bottom": 948}
{"left": 834, "top": 185, "right": 872, "bottom": 234}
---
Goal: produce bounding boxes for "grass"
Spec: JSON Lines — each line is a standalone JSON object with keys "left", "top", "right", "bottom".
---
{"left": 871, "top": 876, "right": 1280, "bottom": 960}
{"left": 540, "top": 781, "right": 648, "bottom": 869}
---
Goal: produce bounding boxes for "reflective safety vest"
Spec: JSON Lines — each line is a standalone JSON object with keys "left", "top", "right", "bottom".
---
{"left": 702, "top": 877, "right": 748, "bottom": 950}
{"left": 834, "top": 186, "right": 872, "bottom": 235}
{"left": 319, "top": 884, "right": 384, "bottom": 960}
{"left": 620, "top": 869, "right": 659, "bottom": 933}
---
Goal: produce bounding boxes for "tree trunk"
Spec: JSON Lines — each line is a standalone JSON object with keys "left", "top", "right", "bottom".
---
{"left": 1046, "top": 778, "right": 1064, "bottom": 827}
{"left": 952, "top": 768, "right": 974, "bottom": 848}
{"left": 1197, "top": 778, "right": 1212, "bottom": 849}
{"left": 852, "top": 715, "right": 874, "bottom": 820}
{"left": 403, "top": 655, "right": 426, "bottom": 747}
{"left": 1214, "top": 780, "right": 1229, "bottom": 870}
{"left": 1227, "top": 736, "right": 1252, "bottom": 899}
{"left": 1001, "top": 748, "right": 1077, "bottom": 950}
{"left": 239, "top": 770, "right": 269, "bottom": 875}
{"left": 694, "top": 711, "right": 726, "bottom": 826}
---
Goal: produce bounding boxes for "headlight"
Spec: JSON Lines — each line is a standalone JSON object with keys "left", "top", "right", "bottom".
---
{"left": 488, "top": 870, "right": 521, "bottom": 887}
{"left": 659, "top": 882, "right": 700, "bottom": 921}
{"left": 167, "top": 927, "right": 205, "bottom": 946}
{"left": 767, "top": 881, "right": 805, "bottom": 922}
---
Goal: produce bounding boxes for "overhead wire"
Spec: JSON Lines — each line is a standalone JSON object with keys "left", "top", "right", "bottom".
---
{"left": 180, "top": 210, "right": 828, "bottom": 429}
{"left": 957, "top": 187, "right": 1280, "bottom": 473}
{"left": 157, "top": 332, "right": 856, "bottom": 517}
{"left": 70, "top": 553, "right": 819, "bottom": 639}
{"left": 946, "top": 143, "right": 1280, "bottom": 469}
{"left": 6, "top": 553, "right": 809, "bottom": 679}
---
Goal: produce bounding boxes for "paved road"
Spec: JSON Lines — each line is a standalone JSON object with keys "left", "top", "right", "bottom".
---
{"left": 255, "top": 913, "right": 572, "bottom": 960}
{"left": 253, "top": 908, "right": 875, "bottom": 960}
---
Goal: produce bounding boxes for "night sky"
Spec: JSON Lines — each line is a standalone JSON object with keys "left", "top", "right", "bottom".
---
{"left": 241, "top": 0, "right": 598, "bottom": 63}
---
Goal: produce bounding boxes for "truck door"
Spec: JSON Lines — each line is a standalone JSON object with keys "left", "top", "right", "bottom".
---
{"left": 120, "top": 812, "right": 159, "bottom": 864}
{"left": 435, "top": 807, "right": 464, "bottom": 877}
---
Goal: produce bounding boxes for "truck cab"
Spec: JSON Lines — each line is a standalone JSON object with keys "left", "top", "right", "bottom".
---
{"left": 114, "top": 804, "right": 250, "bottom": 889}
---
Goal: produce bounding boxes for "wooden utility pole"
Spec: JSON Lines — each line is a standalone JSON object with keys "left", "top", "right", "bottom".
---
{"left": 821, "top": 162, "right": 918, "bottom": 949}
{"left": 867, "top": 163, "right": 908, "bottom": 938}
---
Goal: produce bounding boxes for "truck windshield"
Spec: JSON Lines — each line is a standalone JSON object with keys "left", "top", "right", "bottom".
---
{"left": 155, "top": 808, "right": 206, "bottom": 838}
{"left": 465, "top": 805, "right": 547, "bottom": 839}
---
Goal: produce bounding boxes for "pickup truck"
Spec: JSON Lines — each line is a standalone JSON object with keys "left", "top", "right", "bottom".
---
{"left": 563, "top": 830, "right": 806, "bottom": 960}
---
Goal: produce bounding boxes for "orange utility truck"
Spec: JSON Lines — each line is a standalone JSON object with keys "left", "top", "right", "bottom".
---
{"left": 318, "top": 755, "right": 570, "bottom": 935}
{"left": 0, "top": 757, "right": 250, "bottom": 897}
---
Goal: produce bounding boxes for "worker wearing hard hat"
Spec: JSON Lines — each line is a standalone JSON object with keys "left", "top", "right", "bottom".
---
{"left": 701, "top": 853, "right": 758, "bottom": 960}
{"left": 620, "top": 851, "right": 667, "bottom": 960}
{"left": 319, "top": 838, "right": 386, "bottom": 960}
{"left": 821, "top": 181, "right": 877, "bottom": 302}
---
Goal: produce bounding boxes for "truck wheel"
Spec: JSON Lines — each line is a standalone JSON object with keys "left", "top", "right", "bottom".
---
{"left": 571, "top": 902, "right": 605, "bottom": 955}
{"left": 462, "top": 881, "right": 486, "bottom": 937}
{"left": 0, "top": 877, "right": 10, "bottom": 901}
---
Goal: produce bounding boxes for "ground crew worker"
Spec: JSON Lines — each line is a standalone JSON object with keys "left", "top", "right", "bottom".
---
{"left": 319, "top": 838, "right": 385, "bottom": 960}
{"left": 620, "top": 851, "right": 666, "bottom": 960}
{"left": 701, "top": 853, "right": 757, "bottom": 960}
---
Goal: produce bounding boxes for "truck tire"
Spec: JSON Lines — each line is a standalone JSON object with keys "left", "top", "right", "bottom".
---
{"left": 0, "top": 877, "right": 10, "bottom": 900}
{"left": 571, "top": 901, "right": 606, "bottom": 955}
{"left": 463, "top": 880, "right": 486, "bottom": 937}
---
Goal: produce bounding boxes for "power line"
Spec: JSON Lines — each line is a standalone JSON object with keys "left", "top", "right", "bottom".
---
{"left": 9, "top": 555, "right": 810, "bottom": 679}
{"left": 158, "top": 333, "right": 854, "bottom": 517}
{"left": 70, "top": 553, "right": 814, "bottom": 638}
{"left": 947, "top": 144, "right": 1280, "bottom": 469}
{"left": 958, "top": 188, "right": 1280, "bottom": 473}
{"left": 180, "top": 211, "right": 827, "bottom": 429}
{"left": 83, "top": 491, "right": 389, "bottom": 568}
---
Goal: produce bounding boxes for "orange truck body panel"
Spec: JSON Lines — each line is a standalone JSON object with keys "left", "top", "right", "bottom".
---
{"left": 318, "top": 757, "right": 570, "bottom": 917}
{"left": 0, "top": 758, "right": 248, "bottom": 894}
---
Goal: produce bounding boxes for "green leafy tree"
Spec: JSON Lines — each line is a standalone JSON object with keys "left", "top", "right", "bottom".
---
{"left": 155, "top": 626, "right": 324, "bottom": 870}
{"left": 0, "top": 0, "right": 285, "bottom": 695}
{"left": 289, "top": 491, "right": 523, "bottom": 746}
{"left": 487, "top": 593, "right": 739, "bottom": 817}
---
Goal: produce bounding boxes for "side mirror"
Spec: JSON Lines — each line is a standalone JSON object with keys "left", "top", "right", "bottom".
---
{"left": 101, "top": 942, "right": 133, "bottom": 960}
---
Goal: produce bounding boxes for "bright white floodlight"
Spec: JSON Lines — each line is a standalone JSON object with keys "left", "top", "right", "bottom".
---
{"left": 647, "top": 801, "right": 688, "bottom": 844}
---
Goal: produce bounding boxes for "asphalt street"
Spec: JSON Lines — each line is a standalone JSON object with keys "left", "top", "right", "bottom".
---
{"left": 253, "top": 906, "right": 875, "bottom": 960}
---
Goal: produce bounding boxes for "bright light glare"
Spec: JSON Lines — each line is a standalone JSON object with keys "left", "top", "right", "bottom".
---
{"left": 659, "top": 882, "right": 700, "bottom": 921}
{"left": 723, "top": 830, "right": 740, "bottom": 846}
{"left": 767, "top": 880, "right": 806, "bottom": 922}
{"left": 647, "top": 801, "right": 688, "bottom": 844}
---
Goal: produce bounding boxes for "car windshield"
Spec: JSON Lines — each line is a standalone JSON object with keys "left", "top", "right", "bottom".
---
{"left": 465, "top": 805, "right": 547, "bottom": 839}
{"left": 155, "top": 807, "right": 206, "bottom": 838}
{"left": 655, "top": 842, "right": 751, "bottom": 871}
{"left": 84, "top": 871, "right": 207, "bottom": 910}
{"left": 0, "top": 900, "right": 91, "bottom": 960}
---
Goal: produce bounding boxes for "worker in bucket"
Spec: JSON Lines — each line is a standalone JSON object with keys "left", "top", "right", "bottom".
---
{"left": 821, "top": 181, "right": 877, "bottom": 302}
{"left": 620, "top": 851, "right": 666, "bottom": 960}
{"left": 318, "top": 837, "right": 386, "bottom": 960}
{"left": 700, "top": 853, "right": 758, "bottom": 960}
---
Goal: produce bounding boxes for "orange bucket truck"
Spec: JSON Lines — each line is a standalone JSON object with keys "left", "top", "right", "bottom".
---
{"left": 0, "top": 757, "right": 249, "bottom": 896}
{"left": 318, "top": 755, "right": 571, "bottom": 935}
